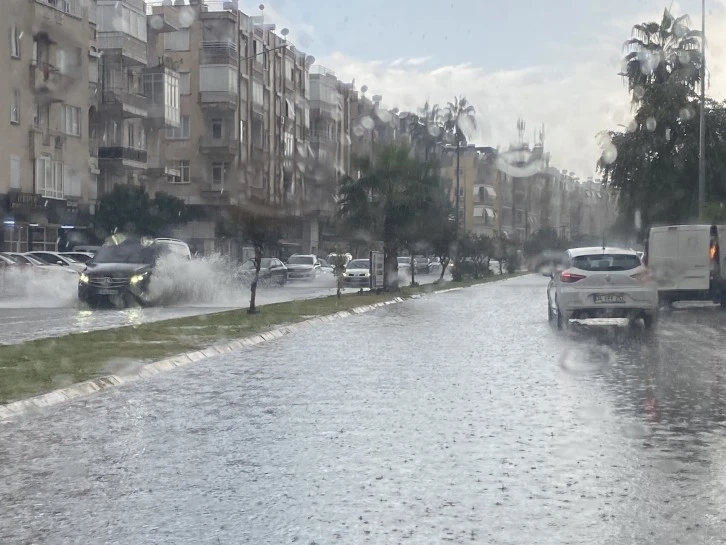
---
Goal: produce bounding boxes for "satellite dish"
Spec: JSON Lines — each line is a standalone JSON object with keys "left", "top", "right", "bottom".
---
{"left": 281, "top": 28, "right": 289, "bottom": 37}
{"left": 259, "top": 4, "right": 265, "bottom": 11}
{"left": 361, "top": 85, "right": 368, "bottom": 94}
{"left": 306, "top": 55, "right": 315, "bottom": 66}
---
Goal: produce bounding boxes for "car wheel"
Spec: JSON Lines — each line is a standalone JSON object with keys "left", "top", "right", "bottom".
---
{"left": 643, "top": 311, "right": 658, "bottom": 330}
{"left": 556, "top": 302, "right": 566, "bottom": 330}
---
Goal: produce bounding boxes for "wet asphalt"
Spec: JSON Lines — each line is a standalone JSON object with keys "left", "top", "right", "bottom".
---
{"left": 2, "top": 274, "right": 726, "bottom": 544}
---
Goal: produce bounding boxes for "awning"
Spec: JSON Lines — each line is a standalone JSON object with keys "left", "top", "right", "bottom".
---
{"left": 485, "top": 207, "right": 496, "bottom": 219}
{"left": 285, "top": 98, "right": 296, "bottom": 119}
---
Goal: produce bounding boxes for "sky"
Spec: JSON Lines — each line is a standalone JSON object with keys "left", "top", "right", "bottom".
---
{"left": 230, "top": 0, "right": 726, "bottom": 179}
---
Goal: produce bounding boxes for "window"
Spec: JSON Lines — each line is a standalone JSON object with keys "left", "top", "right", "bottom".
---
{"left": 199, "top": 65, "right": 237, "bottom": 94}
{"left": 572, "top": 254, "right": 642, "bottom": 272}
{"left": 253, "top": 41, "right": 263, "bottom": 64}
{"left": 64, "top": 166, "right": 82, "bottom": 197}
{"left": 63, "top": 105, "right": 81, "bottom": 136}
{"left": 9, "top": 155, "right": 20, "bottom": 189}
{"left": 211, "top": 119, "right": 223, "bottom": 139}
{"left": 33, "top": 103, "right": 48, "bottom": 129}
{"left": 252, "top": 81, "right": 263, "bottom": 105}
{"left": 179, "top": 72, "right": 190, "bottom": 95}
{"left": 127, "top": 124, "right": 134, "bottom": 148}
{"left": 167, "top": 115, "right": 190, "bottom": 139}
{"left": 10, "top": 26, "right": 20, "bottom": 58}
{"left": 36, "top": 156, "right": 63, "bottom": 199}
{"left": 211, "top": 162, "right": 228, "bottom": 185}
{"left": 10, "top": 89, "right": 19, "bottom": 124}
{"left": 164, "top": 29, "right": 190, "bottom": 51}
{"left": 240, "top": 120, "right": 246, "bottom": 143}
{"left": 177, "top": 160, "right": 190, "bottom": 183}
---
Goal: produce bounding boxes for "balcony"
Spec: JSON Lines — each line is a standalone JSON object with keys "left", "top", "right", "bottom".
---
{"left": 199, "top": 135, "right": 239, "bottom": 156}
{"left": 98, "top": 146, "right": 147, "bottom": 170}
{"left": 97, "top": 31, "right": 147, "bottom": 65}
{"left": 29, "top": 128, "right": 66, "bottom": 158}
{"left": 100, "top": 89, "right": 148, "bottom": 118}
{"left": 143, "top": 66, "right": 180, "bottom": 129}
{"left": 30, "top": 62, "right": 77, "bottom": 103}
{"left": 198, "top": 91, "right": 238, "bottom": 111}
{"left": 200, "top": 41, "right": 238, "bottom": 66}
{"left": 88, "top": 139, "right": 100, "bottom": 174}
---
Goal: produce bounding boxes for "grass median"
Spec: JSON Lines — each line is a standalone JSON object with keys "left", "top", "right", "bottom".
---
{"left": 0, "top": 272, "right": 526, "bottom": 404}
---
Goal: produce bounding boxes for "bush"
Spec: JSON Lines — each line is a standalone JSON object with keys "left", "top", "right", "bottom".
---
{"left": 506, "top": 251, "right": 522, "bottom": 274}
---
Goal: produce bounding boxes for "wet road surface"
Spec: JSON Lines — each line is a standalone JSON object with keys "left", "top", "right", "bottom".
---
{"left": 0, "top": 272, "right": 447, "bottom": 345}
{"left": 3, "top": 274, "right": 726, "bottom": 543}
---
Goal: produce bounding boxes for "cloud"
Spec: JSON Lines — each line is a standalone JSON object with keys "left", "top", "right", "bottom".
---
{"left": 406, "top": 56, "right": 431, "bottom": 66}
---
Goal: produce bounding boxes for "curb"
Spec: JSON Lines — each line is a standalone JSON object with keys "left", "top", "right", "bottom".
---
{"left": 0, "top": 297, "right": 405, "bottom": 421}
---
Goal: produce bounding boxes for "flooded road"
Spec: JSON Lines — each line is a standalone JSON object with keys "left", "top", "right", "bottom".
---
{"left": 3, "top": 275, "right": 726, "bottom": 543}
{"left": 0, "top": 271, "right": 447, "bottom": 344}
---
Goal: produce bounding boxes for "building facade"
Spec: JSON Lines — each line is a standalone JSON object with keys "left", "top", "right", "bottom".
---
{"left": 2, "top": 0, "right": 98, "bottom": 252}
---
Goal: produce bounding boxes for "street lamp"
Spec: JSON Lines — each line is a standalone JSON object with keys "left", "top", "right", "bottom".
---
{"left": 699, "top": 0, "right": 706, "bottom": 221}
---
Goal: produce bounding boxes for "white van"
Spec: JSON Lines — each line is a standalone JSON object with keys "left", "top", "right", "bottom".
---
{"left": 645, "top": 224, "right": 726, "bottom": 305}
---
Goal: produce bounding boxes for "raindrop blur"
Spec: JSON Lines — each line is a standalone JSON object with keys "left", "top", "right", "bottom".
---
{"left": 149, "top": 15, "right": 164, "bottom": 31}
{"left": 665, "top": 127, "right": 671, "bottom": 141}
{"left": 634, "top": 209, "right": 642, "bottom": 230}
{"left": 601, "top": 144, "right": 618, "bottom": 165}
{"left": 359, "top": 116, "right": 375, "bottom": 130}
{"left": 352, "top": 125, "right": 366, "bottom": 137}
{"left": 457, "top": 116, "right": 476, "bottom": 139}
{"left": 677, "top": 50, "right": 691, "bottom": 64}
{"left": 679, "top": 106, "right": 695, "bottom": 121}
{"left": 633, "top": 85, "right": 645, "bottom": 99}
{"left": 178, "top": 7, "right": 196, "bottom": 28}
{"left": 427, "top": 123, "right": 440, "bottom": 137}
{"left": 645, "top": 117, "right": 657, "bottom": 132}
{"left": 376, "top": 108, "right": 392, "bottom": 123}
{"left": 626, "top": 119, "right": 637, "bottom": 133}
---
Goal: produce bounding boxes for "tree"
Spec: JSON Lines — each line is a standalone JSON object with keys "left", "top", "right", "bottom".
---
{"left": 95, "top": 185, "right": 190, "bottom": 238}
{"left": 221, "top": 204, "right": 287, "bottom": 314}
{"left": 443, "top": 96, "right": 477, "bottom": 234}
{"left": 424, "top": 182, "right": 457, "bottom": 281}
{"left": 598, "top": 8, "right": 724, "bottom": 230}
{"left": 337, "top": 143, "right": 440, "bottom": 290}
{"left": 407, "top": 102, "right": 444, "bottom": 162}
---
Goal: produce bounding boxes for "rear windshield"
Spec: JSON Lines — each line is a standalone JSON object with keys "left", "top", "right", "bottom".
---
{"left": 572, "top": 254, "right": 642, "bottom": 271}
{"left": 348, "top": 260, "right": 369, "bottom": 269}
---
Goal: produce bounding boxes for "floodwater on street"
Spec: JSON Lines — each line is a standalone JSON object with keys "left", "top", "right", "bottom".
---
{"left": 3, "top": 275, "right": 726, "bottom": 543}
{"left": 0, "top": 254, "right": 449, "bottom": 344}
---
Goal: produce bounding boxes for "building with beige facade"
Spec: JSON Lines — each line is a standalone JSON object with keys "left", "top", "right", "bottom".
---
{"left": 1, "top": 0, "right": 98, "bottom": 251}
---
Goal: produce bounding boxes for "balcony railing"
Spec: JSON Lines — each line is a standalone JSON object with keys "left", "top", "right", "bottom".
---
{"left": 200, "top": 41, "right": 238, "bottom": 65}
{"left": 98, "top": 146, "right": 148, "bottom": 164}
{"left": 97, "top": 32, "right": 147, "bottom": 65}
{"left": 101, "top": 89, "right": 148, "bottom": 118}
{"left": 198, "top": 90, "right": 238, "bottom": 109}
{"left": 199, "top": 135, "right": 239, "bottom": 154}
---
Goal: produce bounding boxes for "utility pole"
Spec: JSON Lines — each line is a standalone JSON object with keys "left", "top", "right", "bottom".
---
{"left": 698, "top": 0, "right": 706, "bottom": 220}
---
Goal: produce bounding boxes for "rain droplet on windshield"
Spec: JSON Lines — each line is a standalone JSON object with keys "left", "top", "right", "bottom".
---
{"left": 645, "top": 117, "right": 657, "bottom": 132}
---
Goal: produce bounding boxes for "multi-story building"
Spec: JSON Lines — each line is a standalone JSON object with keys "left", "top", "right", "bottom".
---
{"left": 308, "top": 65, "right": 353, "bottom": 250}
{"left": 1, "top": 0, "right": 98, "bottom": 252}
{"left": 144, "top": 0, "right": 314, "bottom": 254}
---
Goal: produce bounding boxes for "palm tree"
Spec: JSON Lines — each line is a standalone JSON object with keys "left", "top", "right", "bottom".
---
{"left": 443, "top": 96, "right": 477, "bottom": 233}
{"left": 337, "top": 143, "right": 440, "bottom": 290}
{"left": 621, "top": 8, "right": 703, "bottom": 101}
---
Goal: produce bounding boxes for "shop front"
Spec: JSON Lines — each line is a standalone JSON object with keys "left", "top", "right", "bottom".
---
{"left": 1, "top": 192, "right": 91, "bottom": 252}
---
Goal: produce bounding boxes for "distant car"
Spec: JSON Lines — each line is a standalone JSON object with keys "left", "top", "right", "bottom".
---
{"left": 413, "top": 256, "right": 430, "bottom": 274}
{"left": 286, "top": 254, "right": 320, "bottom": 281}
{"left": 5, "top": 252, "right": 77, "bottom": 276}
{"left": 25, "top": 251, "right": 86, "bottom": 273}
{"left": 318, "top": 258, "right": 335, "bottom": 275}
{"left": 238, "top": 258, "right": 288, "bottom": 286}
{"left": 547, "top": 246, "right": 658, "bottom": 330}
{"left": 61, "top": 252, "right": 95, "bottom": 264}
{"left": 78, "top": 237, "right": 191, "bottom": 307}
{"left": 397, "top": 256, "right": 413, "bottom": 274}
{"left": 343, "top": 259, "right": 371, "bottom": 288}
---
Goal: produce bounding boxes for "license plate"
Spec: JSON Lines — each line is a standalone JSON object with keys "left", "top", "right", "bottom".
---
{"left": 594, "top": 294, "right": 625, "bottom": 304}
{"left": 97, "top": 289, "right": 118, "bottom": 295}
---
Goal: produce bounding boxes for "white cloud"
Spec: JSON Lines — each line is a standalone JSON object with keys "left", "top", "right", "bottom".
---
{"left": 406, "top": 56, "right": 431, "bottom": 66}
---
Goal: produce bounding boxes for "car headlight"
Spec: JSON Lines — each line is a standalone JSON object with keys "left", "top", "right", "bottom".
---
{"left": 130, "top": 273, "right": 148, "bottom": 285}
{"left": 363, "top": 272, "right": 370, "bottom": 277}
{"left": 79, "top": 273, "right": 89, "bottom": 284}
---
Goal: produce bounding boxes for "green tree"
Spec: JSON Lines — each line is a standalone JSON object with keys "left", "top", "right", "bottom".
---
{"left": 337, "top": 143, "right": 440, "bottom": 290}
{"left": 95, "top": 185, "right": 190, "bottom": 238}
{"left": 442, "top": 96, "right": 477, "bottom": 234}
{"left": 425, "top": 185, "right": 457, "bottom": 281}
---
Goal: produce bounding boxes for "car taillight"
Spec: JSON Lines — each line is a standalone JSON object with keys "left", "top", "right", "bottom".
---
{"left": 710, "top": 243, "right": 719, "bottom": 261}
{"left": 560, "top": 271, "right": 586, "bottom": 283}
{"left": 631, "top": 270, "right": 654, "bottom": 283}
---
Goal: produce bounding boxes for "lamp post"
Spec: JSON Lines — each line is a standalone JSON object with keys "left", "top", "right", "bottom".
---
{"left": 698, "top": 0, "right": 706, "bottom": 220}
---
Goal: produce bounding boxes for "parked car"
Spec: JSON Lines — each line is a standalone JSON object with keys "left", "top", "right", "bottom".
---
{"left": 547, "top": 246, "right": 658, "bottom": 330}
{"left": 645, "top": 224, "right": 726, "bottom": 305}
{"left": 237, "top": 258, "right": 288, "bottom": 286}
{"left": 72, "top": 245, "right": 100, "bottom": 254}
{"left": 6, "top": 252, "right": 78, "bottom": 277}
{"left": 78, "top": 237, "right": 191, "bottom": 307}
{"left": 318, "top": 258, "right": 335, "bottom": 275}
{"left": 285, "top": 254, "right": 320, "bottom": 281}
{"left": 343, "top": 259, "right": 371, "bottom": 288}
{"left": 413, "top": 255, "right": 430, "bottom": 274}
{"left": 397, "top": 256, "right": 413, "bottom": 275}
{"left": 60, "top": 252, "right": 95, "bottom": 264}
{"left": 26, "top": 251, "right": 86, "bottom": 273}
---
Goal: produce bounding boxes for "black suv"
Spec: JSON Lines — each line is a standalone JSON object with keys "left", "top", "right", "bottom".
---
{"left": 78, "top": 237, "right": 191, "bottom": 307}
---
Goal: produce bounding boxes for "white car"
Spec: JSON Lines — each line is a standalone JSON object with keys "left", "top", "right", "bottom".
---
{"left": 547, "top": 247, "right": 658, "bottom": 329}
{"left": 343, "top": 258, "right": 371, "bottom": 288}
{"left": 25, "top": 251, "right": 86, "bottom": 273}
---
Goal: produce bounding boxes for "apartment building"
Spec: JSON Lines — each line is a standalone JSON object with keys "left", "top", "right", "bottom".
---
{"left": 1, "top": 0, "right": 98, "bottom": 252}
{"left": 144, "top": 0, "right": 314, "bottom": 254}
{"left": 308, "top": 65, "right": 353, "bottom": 249}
